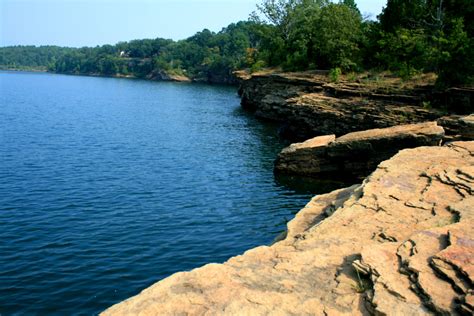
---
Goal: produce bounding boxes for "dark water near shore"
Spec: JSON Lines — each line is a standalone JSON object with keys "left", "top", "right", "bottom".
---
{"left": 0, "top": 71, "right": 344, "bottom": 314}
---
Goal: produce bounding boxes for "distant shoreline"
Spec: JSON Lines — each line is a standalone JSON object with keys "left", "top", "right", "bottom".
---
{"left": 0, "top": 67, "right": 47, "bottom": 73}
{"left": 0, "top": 68, "right": 238, "bottom": 86}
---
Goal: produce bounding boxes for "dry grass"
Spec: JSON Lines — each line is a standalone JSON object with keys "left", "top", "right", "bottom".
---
{"left": 344, "top": 71, "right": 437, "bottom": 89}
{"left": 236, "top": 68, "right": 439, "bottom": 95}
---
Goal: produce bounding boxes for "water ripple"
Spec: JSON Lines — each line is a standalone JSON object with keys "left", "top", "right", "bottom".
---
{"left": 0, "top": 72, "right": 347, "bottom": 315}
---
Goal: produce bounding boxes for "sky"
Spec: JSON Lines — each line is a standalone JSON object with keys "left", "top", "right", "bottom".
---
{"left": 1, "top": 0, "right": 387, "bottom": 47}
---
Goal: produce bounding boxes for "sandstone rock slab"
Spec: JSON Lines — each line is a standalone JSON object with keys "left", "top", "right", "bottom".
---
{"left": 275, "top": 122, "right": 445, "bottom": 178}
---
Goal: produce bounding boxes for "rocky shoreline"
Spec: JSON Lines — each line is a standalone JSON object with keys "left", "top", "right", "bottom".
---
{"left": 0, "top": 68, "right": 233, "bottom": 84}
{"left": 103, "top": 142, "right": 473, "bottom": 315}
{"left": 102, "top": 72, "right": 473, "bottom": 315}
{"left": 238, "top": 71, "right": 472, "bottom": 141}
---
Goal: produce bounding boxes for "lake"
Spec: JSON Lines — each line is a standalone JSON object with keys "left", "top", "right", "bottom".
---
{"left": 0, "top": 71, "right": 343, "bottom": 314}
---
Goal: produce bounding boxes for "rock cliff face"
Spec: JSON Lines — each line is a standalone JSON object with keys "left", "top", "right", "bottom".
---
{"left": 238, "top": 72, "right": 445, "bottom": 141}
{"left": 438, "top": 115, "right": 474, "bottom": 141}
{"left": 102, "top": 141, "right": 474, "bottom": 315}
{"left": 436, "top": 87, "right": 474, "bottom": 115}
{"left": 275, "top": 122, "right": 445, "bottom": 177}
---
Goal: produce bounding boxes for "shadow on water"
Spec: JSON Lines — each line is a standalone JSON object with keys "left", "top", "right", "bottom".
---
{"left": 233, "top": 99, "right": 362, "bottom": 244}
{"left": 233, "top": 103, "right": 359, "bottom": 196}
{"left": 231, "top": 105, "right": 291, "bottom": 147}
{"left": 274, "top": 173, "right": 358, "bottom": 197}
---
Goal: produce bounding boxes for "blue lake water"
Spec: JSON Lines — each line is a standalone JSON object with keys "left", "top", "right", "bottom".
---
{"left": 0, "top": 71, "right": 344, "bottom": 314}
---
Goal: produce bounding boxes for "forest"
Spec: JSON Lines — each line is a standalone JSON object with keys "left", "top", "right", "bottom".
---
{"left": 1, "top": 0, "right": 472, "bottom": 87}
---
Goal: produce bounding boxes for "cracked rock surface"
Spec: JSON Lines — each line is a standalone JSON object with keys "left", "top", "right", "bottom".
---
{"left": 103, "top": 142, "right": 473, "bottom": 315}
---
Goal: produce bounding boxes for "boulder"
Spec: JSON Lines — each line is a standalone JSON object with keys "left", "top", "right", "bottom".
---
{"left": 275, "top": 122, "right": 445, "bottom": 177}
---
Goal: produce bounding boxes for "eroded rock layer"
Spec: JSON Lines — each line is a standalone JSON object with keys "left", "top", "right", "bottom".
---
{"left": 275, "top": 122, "right": 445, "bottom": 177}
{"left": 103, "top": 141, "right": 474, "bottom": 315}
{"left": 238, "top": 72, "right": 445, "bottom": 141}
{"left": 438, "top": 114, "right": 474, "bottom": 141}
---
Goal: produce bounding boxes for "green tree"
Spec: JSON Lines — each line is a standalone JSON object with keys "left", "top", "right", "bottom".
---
{"left": 376, "top": 28, "right": 429, "bottom": 78}
{"left": 342, "top": 0, "right": 361, "bottom": 16}
{"left": 435, "top": 18, "right": 474, "bottom": 87}
{"left": 313, "top": 3, "right": 363, "bottom": 70}
{"left": 99, "top": 56, "right": 118, "bottom": 75}
{"left": 378, "top": 0, "right": 428, "bottom": 32}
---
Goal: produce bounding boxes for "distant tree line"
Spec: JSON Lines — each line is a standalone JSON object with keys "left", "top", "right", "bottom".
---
{"left": 0, "top": 0, "right": 472, "bottom": 87}
{"left": 0, "top": 46, "right": 76, "bottom": 71}
{"left": 48, "top": 21, "right": 261, "bottom": 84}
{"left": 0, "top": 21, "right": 260, "bottom": 83}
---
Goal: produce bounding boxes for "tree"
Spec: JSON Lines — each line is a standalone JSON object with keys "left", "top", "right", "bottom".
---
{"left": 99, "top": 56, "right": 118, "bottom": 75}
{"left": 378, "top": 0, "right": 428, "bottom": 32}
{"left": 376, "top": 0, "right": 473, "bottom": 86}
{"left": 376, "top": 28, "right": 430, "bottom": 78}
{"left": 435, "top": 18, "right": 474, "bottom": 87}
{"left": 342, "top": 0, "right": 361, "bottom": 17}
{"left": 313, "top": 3, "right": 363, "bottom": 70}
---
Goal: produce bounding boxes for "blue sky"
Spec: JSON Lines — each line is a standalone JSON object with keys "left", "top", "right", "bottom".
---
{"left": 1, "top": 0, "right": 387, "bottom": 47}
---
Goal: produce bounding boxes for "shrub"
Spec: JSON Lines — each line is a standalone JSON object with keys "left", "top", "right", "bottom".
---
{"left": 250, "top": 60, "right": 266, "bottom": 73}
{"left": 329, "top": 67, "right": 342, "bottom": 83}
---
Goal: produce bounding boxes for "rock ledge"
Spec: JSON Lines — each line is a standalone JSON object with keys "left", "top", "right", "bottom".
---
{"left": 275, "top": 122, "right": 445, "bottom": 177}
{"left": 238, "top": 72, "right": 445, "bottom": 141}
{"left": 103, "top": 141, "right": 474, "bottom": 315}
